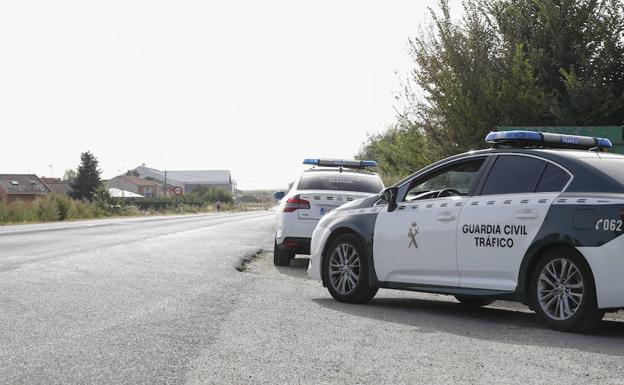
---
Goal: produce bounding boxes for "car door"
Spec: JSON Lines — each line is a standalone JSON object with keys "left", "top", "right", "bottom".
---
{"left": 457, "top": 154, "right": 571, "bottom": 291}
{"left": 373, "top": 157, "right": 487, "bottom": 287}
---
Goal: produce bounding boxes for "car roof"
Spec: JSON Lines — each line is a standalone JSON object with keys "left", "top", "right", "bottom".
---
{"left": 395, "top": 147, "right": 624, "bottom": 194}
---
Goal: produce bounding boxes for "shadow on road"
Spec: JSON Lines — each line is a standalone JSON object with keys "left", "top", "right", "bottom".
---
{"left": 312, "top": 296, "right": 624, "bottom": 356}
{"left": 274, "top": 257, "right": 310, "bottom": 279}
{"left": 275, "top": 254, "right": 624, "bottom": 355}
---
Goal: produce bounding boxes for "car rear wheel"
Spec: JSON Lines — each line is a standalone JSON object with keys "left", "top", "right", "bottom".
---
{"left": 273, "top": 240, "right": 294, "bottom": 266}
{"left": 530, "top": 247, "right": 604, "bottom": 332}
{"left": 322, "top": 233, "right": 377, "bottom": 304}
{"left": 455, "top": 296, "right": 495, "bottom": 307}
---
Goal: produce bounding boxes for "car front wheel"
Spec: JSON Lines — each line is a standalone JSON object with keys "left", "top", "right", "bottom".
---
{"left": 530, "top": 247, "right": 604, "bottom": 332}
{"left": 322, "top": 233, "right": 377, "bottom": 304}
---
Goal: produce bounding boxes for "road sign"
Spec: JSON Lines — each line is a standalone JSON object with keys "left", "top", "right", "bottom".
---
{"left": 173, "top": 186, "right": 183, "bottom": 196}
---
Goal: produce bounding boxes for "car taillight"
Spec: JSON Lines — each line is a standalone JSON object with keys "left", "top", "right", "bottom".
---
{"left": 283, "top": 195, "right": 310, "bottom": 212}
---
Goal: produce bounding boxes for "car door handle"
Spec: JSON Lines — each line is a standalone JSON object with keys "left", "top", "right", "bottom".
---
{"left": 437, "top": 213, "right": 457, "bottom": 222}
{"left": 515, "top": 210, "right": 539, "bottom": 220}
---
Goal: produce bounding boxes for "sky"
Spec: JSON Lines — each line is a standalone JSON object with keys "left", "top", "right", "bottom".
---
{"left": 0, "top": 0, "right": 462, "bottom": 190}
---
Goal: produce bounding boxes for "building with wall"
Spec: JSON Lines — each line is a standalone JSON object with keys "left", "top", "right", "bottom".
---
{"left": 40, "top": 177, "right": 72, "bottom": 195}
{"left": 130, "top": 166, "right": 233, "bottom": 193}
{"left": 0, "top": 174, "right": 51, "bottom": 204}
{"left": 104, "top": 175, "right": 161, "bottom": 198}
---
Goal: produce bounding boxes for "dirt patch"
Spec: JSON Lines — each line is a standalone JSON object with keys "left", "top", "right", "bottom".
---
{"left": 235, "top": 249, "right": 265, "bottom": 272}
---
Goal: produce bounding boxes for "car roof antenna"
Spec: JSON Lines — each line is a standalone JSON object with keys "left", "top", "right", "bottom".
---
{"left": 590, "top": 127, "right": 610, "bottom": 153}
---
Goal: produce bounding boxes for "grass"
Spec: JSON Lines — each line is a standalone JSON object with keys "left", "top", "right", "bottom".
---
{"left": 235, "top": 249, "right": 264, "bottom": 272}
{"left": 0, "top": 194, "right": 102, "bottom": 224}
{"left": 0, "top": 194, "right": 272, "bottom": 225}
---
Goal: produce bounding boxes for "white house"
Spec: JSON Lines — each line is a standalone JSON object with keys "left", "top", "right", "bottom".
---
{"left": 130, "top": 166, "right": 233, "bottom": 193}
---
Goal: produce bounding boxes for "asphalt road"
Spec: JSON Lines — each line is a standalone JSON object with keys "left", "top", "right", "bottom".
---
{"left": 0, "top": 212, "right": 275, "bottom": 385}
{"left": 189, "top": 255, "right": 624, "bottom": 385}
{"left": 3, "top": 212, "right": 624, "bottom": 385}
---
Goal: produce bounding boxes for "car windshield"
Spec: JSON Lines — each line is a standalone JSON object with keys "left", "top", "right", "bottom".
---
{"left": 297, "top": 173, "right": 383, "bottom": 193}
{"left": 405, "top": 158, "right": 485, "bottom": 200}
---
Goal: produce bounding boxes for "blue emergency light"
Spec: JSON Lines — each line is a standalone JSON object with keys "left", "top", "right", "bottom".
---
{"left": 303, "top": 158, "right": 378, "bottom": 168}
{"left": 485, "top": 130, "right": 613, "bottom": 150}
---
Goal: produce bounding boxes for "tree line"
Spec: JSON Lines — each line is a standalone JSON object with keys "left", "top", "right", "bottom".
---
{"left": 358, "top": 0, "right": 624, "bottom": 184}
{"left": 66, "top": 152, "right": 232, "bottom": 204}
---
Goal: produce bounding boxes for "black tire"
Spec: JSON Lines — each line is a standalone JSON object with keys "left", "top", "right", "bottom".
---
{"left": 273, "top": 240, "right": 294, "bottom": 266}
{"left": 455, "top": 296, "right": 495, "bottom": 307}
{"left": 530, "top": 247, "right": 604, "bottom": 333}
{"left": 322, "top": 233, "right": 378, "bottom": 304}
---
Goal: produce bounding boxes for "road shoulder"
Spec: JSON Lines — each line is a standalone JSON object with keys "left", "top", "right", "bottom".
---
{"left": 185, "top": 253, "right": 624, "bottom": 385}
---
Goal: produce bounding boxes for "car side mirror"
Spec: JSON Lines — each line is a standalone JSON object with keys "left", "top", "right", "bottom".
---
{"left": 273, "top": 191, "right": 285, "bottom": 200}
{"left": 382, "top": 187, "right": 398, "bottom": 212}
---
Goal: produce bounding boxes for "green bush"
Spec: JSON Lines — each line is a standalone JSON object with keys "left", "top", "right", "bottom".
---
{"left": 0, "top": 189, "right": 241, "bottom": 225}
{"left": 0, "top": 201, "right": 7, "bottom": 223}
{"left": 187, "top": 187, "right": 233, "bottom": 204}
{"left": 5, "top": 201, "right": 36, "bottom": 223}
{"left": 66, "top": 199, "right": 97, "bottom": 220}
{"left": 31, "top": 195, "right": 60, "bottom": 222}
{"left": 54, "top": 194, "right": 72, "bottom": 220}
{"left": 0, "top": 194, "right": 103, "bottom": 224}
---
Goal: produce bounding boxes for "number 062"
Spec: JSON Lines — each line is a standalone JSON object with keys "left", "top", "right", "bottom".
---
{"left": 596, "top": 219, "right": 623, "bottom": 232}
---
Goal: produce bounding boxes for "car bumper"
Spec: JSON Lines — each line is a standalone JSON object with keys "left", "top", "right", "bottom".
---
{"left": 276, "top": 237, "right": 311, "bottom": 255}
{"left": 308, "top": 226, "right": 332, "bottom": 281}
{"left": 578, "top": 235, "right": 624, "bottom": 309}
{"left": 276, "top": 214, "right": 319, "bottom": 246}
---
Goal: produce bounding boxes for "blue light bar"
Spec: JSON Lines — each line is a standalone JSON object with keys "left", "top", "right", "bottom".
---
{"left": 360, "top": 160, "right": 379, "bottom": 168}
{"left": 486, "top": 131, "right": 542, "bottom": 142}
{"left": 302, "top": 158, "right": 378, "bottom": 168}
{"left": 486, "top": 130, "right": 613, "bottom": 149}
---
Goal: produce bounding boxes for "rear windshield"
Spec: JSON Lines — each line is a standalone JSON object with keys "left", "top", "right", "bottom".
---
{"left": 297, "top": 173, "right": 383, "bottom": 193}
{"left": 583, "top": 158, "right": 624, "bottom": 184}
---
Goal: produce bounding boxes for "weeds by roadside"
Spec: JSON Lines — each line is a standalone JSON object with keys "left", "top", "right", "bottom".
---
{"left": 0, "top": 194, "right": 271, "bottom": 225}
{"left": 236, "top": 250, "right": 265, "bottom": 272}
{"left": 0, "top": 194, "right": 105, "bottom": 224}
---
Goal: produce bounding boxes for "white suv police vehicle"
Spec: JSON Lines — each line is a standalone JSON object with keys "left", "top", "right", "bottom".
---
{"left": 309, "top": 131, "right": 624, "bottom": 332}
{"left": 274, "top": 159, "right": 384, "bottom": 266}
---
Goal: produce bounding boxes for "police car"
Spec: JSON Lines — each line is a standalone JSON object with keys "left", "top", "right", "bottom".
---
{"left": 274, "top": 159, "right": 384, "bottom": 266}
{"left": 308, "top": 131, "right": 624, "bottom": 332}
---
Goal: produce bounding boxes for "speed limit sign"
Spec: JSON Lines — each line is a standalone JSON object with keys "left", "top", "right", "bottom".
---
{"left": 173, "top": 186, "right": 183, "bottom": 196}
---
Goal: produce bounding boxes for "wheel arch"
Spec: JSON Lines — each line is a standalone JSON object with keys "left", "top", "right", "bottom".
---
{"left": 517, "top": 239, "right": 595, "bottom": 305}
{"left": 321, "top": 226, "right": 377, "bottom": 288}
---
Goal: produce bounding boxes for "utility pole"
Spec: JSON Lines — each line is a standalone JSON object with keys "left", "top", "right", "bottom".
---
{"left": 164, "top": 170, "right": 167, "bottom": 198}
{"left": 121, "top": 160, "right": 125, "bottom": 199}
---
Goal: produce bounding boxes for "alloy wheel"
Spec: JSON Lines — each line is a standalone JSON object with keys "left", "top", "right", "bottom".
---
{"left": 537, "top": 258, "right": 584, "bottom": 321}
{"left": 328, "top": 243, "right": 361, "bottom": 295}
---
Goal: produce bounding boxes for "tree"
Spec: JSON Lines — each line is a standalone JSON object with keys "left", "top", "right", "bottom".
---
{"left": 360, "top": 0, "right": 624, "bottom": 180}
{"left": 358, "top": 125, "right": 441, "bottom": 185}
{"left": 63, "top": 169, "right": 77, "bottom": 183}
{"left": 188, "top": 186, "right": 233, "bottom": 204}
{"left": 70, "top": 152, "right": 102, "bottom": 201}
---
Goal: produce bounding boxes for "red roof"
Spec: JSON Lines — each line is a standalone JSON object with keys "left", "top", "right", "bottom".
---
{"left": 120, "top": 175, "right": 161, "bottom": 186}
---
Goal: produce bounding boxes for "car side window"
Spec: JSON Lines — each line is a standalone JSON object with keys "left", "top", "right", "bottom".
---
{"left": 480, "top": 155, "right": 546, "bottom": 195}
{"left": 404, "top": 158, "right": 485, "bottom": 202}
{"left": 536, "top": 163, "right": 570, "bottom": 192}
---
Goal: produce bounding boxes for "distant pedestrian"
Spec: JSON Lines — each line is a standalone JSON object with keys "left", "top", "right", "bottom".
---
{"left": 215, "top": 200, "right": 221, "bottom": 213}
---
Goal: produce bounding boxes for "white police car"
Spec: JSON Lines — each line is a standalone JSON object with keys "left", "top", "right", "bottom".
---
{"left": 274, "top": 159, "right": 384, "bottom": 266}
{"left": 309, "top": 131, "right": 624, "bottom": 332}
